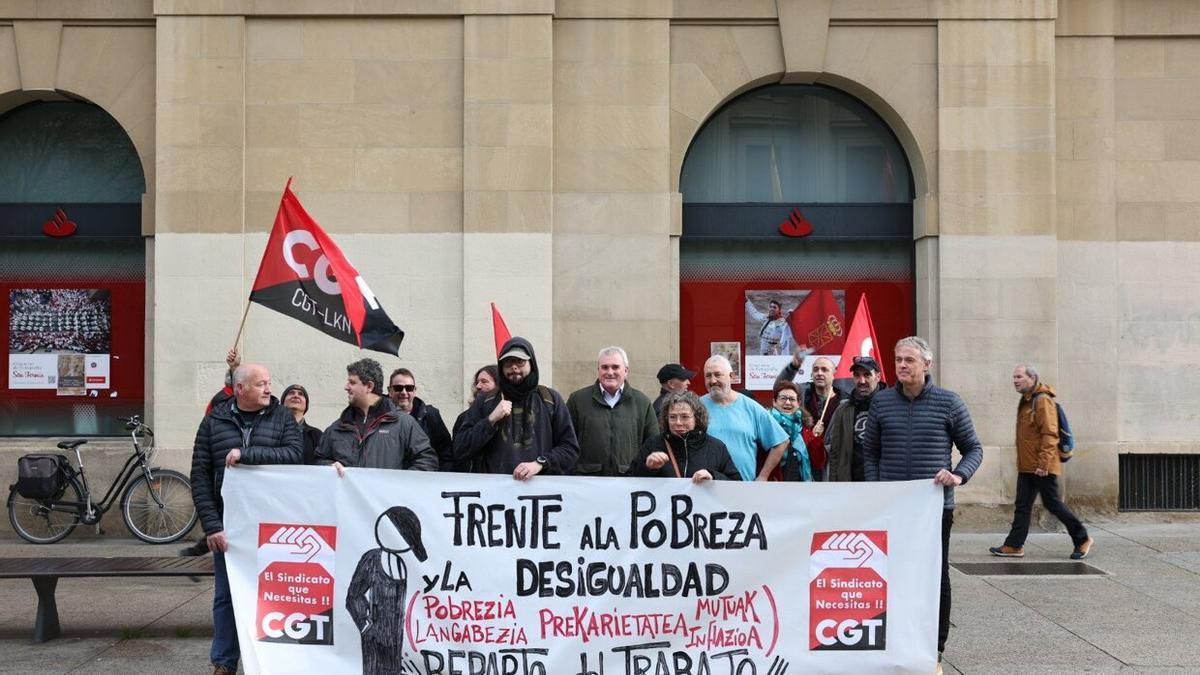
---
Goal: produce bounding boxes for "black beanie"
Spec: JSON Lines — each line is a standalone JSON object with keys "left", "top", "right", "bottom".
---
{"left": 281, "top": 384, "right": 309, "bottom": 413}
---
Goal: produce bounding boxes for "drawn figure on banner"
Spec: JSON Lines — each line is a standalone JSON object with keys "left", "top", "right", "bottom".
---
{"left": 347, "top": 506, "right": 428, "bottom": 675}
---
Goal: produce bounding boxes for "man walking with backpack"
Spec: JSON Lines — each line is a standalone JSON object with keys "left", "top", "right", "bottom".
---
{"left": 990, "top": 363, "right": 1092, "bottom": 560}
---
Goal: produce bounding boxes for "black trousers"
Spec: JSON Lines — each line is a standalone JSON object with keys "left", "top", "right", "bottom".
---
{"left": 1003, "top": 472, "right": 1089, "bottom": 548}
{"left": 939, "top": 509, "right": 952, "bottom": 655}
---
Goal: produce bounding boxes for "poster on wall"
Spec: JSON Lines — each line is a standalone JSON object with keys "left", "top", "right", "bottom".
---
{"left": 56, "top": 354, "right": 86, "bottom": 396}
{"left": 8, "top": 289, "right": 112, "bottom": 391}
{"left": 744, "top": 290, "right": 847, "bottom": 390}
{"left": 709, "top": 340, "right": 742, "bottom": 384}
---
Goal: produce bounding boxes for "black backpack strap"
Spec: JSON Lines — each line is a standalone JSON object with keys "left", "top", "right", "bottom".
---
{"left": 537, "top": 385, "right": 556, "bottom": 410}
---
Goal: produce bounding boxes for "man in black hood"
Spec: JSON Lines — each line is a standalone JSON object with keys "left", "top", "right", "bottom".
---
{"left": 453, "top": 337, "right": 579, "bottom": 478}
{"left": 825, "top": 356, "right": 885, "bottom": 481}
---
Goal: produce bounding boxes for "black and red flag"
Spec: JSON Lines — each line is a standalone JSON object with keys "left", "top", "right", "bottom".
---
{"left": 249, "top": 179, "right": 404, "bottom": 355}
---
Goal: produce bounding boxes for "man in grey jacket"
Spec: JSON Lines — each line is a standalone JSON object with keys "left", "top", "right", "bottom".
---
{"left": 862, "top": 336, "right": 983, "bottom": 673}
{"left": 316, "top": 358, "right": 438, "bottom": 474}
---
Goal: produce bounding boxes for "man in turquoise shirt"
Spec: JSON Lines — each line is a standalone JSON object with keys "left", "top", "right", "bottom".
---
{"left": 700, "top": 355, "right": 788, "bottom": 481}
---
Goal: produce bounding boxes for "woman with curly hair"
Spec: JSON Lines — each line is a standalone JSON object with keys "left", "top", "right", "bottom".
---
{"left": 627, "top": 390, "right": 741, "bottom": 483}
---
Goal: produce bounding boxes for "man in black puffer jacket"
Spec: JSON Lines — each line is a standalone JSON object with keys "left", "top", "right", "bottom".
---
{"left": 190, "top": 362, "right": 303, "bottom": 675}
{"left": 862, "top": 336, "right": 983, "bottom": 672}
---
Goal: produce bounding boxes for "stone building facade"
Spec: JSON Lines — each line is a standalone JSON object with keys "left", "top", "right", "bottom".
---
{"left": 1, "top": 0, "right": 1198, "bottom": 517}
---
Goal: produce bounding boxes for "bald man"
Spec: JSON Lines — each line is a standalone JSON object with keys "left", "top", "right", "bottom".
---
{"left": 191, "top": 362, "right": 303, "bottom": 675}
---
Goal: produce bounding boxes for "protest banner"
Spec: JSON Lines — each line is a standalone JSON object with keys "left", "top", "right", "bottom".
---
{"left": 223, "top": 467, "right": 942, "bottom": 674}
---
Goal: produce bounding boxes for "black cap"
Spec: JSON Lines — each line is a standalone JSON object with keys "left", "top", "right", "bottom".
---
{"left": 281, "top": 384, "right": 309, "bottom": 413}
{"left": 850, "top": 356, "right": 881, "bottom": 374}
{"left": 657, "top": 363, "right": 697, "bottom": 383}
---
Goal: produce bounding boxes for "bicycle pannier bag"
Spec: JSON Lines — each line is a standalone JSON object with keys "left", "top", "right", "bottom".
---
{"left": 15, "top": 454, "right": 66, "bottom": 499}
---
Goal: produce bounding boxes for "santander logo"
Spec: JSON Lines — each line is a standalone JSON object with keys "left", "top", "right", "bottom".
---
{"left": 43, "top": 208, "right": 78, "bottom": 238}
{"left": 779, "top": 207, "right": 813, "bottom": 237}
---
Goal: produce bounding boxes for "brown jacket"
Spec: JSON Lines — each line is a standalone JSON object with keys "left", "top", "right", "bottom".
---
{"left": 1016, "top": 381, "right": 1060, "bottom": 475}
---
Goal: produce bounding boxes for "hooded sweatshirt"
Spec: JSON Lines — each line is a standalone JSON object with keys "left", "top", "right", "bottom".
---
{"left": 452, "top": 337, "right": 580, "bottom": 475}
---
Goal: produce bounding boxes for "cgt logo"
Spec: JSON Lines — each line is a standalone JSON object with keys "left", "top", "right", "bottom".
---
{"left": 809, "top": 529, "right": 889, "bottom": 651}
{"left": 814, "top": 617, "right": 885, "bottom": 648}
{"left": 282, "top": 230, "right": 381, "bottom": 309}
{"left": 43, "top": 208, "right": 78, "bottom": 237}
{"left": 261, "top": 611, "right": 332, "bottom": 643}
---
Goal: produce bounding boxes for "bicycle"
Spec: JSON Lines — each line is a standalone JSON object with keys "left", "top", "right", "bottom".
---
{"left": 7, "top": 415, "right": 198, "bottom": 544}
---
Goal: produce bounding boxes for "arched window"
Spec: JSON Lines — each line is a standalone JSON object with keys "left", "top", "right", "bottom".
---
{"left": 681, "top": 85, "right": 912, "bottom": 204}
{"left": 678, "top": 85, "right": 915, "bottom": 405}
{"left": 0, "top": 100, "right": 146, "bottom": 436}
{"left": 0, "top": 101, "right": 145, "bottom": 202}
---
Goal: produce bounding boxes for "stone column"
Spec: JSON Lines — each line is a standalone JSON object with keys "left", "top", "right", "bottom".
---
{"left": 938, "top": 16, "right": 1058, "bottom": 505}
{"left": 462, "top": 14, "right": 555, "bottom": 383}
{"left": 552, "top": 17, "right": 673, "bottom": 394}
{"left": 1057, "top": 32, "right": 1118, "bottom": 508}
{"left": 153, "top": 16, "right": 247, "bottom": 448}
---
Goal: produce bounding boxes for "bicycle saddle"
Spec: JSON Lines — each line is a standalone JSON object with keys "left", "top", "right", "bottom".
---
{"left": 57, "top": 440, "right": 88, "bottom": 450}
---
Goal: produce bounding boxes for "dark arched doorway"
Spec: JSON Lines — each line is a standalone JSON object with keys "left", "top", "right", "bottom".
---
{"left": 0, "top": 99, "right": 146, "bottom": 435}
{"left": 679, "top": 84, "right": 915, "bottom": 401}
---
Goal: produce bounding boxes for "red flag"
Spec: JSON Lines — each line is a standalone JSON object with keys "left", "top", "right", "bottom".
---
{"left": 787, "top": 290, "right": 846, "bottom": 354}
{"left": 834, "top": 294, "right": 885, "bottom": 382}
{"left": 249, "top": 179, "right": 404, "bottom": 355}
{"left": 491, "top": 302, "right": 512, "bottom": 357}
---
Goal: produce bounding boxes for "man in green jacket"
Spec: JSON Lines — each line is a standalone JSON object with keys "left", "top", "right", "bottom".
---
{"left": 567, "top": 346, "right": 659, "bottom": 476}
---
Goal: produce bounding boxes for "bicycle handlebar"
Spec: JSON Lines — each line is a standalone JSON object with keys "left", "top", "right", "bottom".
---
{"left": 117, "top": 415, "right": 152, "bottom": 435}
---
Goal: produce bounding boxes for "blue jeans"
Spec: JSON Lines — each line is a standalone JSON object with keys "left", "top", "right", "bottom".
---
{"left": 211, "top": 549, "right": 240, "bottom": 669}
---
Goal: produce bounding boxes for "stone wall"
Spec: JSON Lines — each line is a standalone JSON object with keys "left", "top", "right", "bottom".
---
{"left": 2, "top": 0, "right": 1200, "bottom": 516}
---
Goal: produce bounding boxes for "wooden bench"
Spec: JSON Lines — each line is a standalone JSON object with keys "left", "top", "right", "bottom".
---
{"left": 0, "top": 556, "right": 214, "bottom": 642}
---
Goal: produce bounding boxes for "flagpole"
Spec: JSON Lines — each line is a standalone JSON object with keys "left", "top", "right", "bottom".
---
{"left": 815, "top": 391, "right": 834, "bottom": 437}
{"left": 232, "top": 301, "right": 251, "bottom": 353}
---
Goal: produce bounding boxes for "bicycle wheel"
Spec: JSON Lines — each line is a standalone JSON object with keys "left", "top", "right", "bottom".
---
{"left": 7, "top": 477, "right": 84, "bottom": 544}
{"left": 120, "top": 468, "right": 197, "bottom": 544}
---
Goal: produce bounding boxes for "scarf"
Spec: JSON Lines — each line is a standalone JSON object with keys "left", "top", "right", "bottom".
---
{"left": 769, "top": 408, "right": 813, "bottom": 481}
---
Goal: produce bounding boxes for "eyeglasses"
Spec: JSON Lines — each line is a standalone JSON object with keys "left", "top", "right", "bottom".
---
{"left": 391, "top": 384, "right": 416, "bottom": 393}
{"left": 775, "top": 395, "right": 799, "bottom": 403}
{"left": 667, "top": 413, "right": 694, "bottom": 422}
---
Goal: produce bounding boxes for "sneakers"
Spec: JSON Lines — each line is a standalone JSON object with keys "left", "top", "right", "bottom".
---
{"left": 1071, "top": 537, "right": 1094, "bottom": 560}
{"left": 212, "top": 666, "right": 235, "bottom": 675}
{"left": 988, "top": 545, "right": 1025, "bottom": 557}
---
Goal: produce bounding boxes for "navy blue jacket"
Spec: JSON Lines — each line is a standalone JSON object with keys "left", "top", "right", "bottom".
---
{"left": 191, "top": 396, "right": 304, "bottom": 535}
{"left": 862, "top": 377, "right": 984, "bottom": 509}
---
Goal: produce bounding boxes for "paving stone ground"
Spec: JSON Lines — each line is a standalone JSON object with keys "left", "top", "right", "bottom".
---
{"left": 2, "top": 514, "right": 1198, "bottom": 674}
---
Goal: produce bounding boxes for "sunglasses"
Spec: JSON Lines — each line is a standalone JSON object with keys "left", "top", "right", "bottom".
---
{"left": 390, "top": 384, "right": 416, "bottom": 393}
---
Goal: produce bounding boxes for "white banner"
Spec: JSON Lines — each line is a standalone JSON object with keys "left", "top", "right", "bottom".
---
{"left": 223, "top": 468, "right": 942, "bottom": 675}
